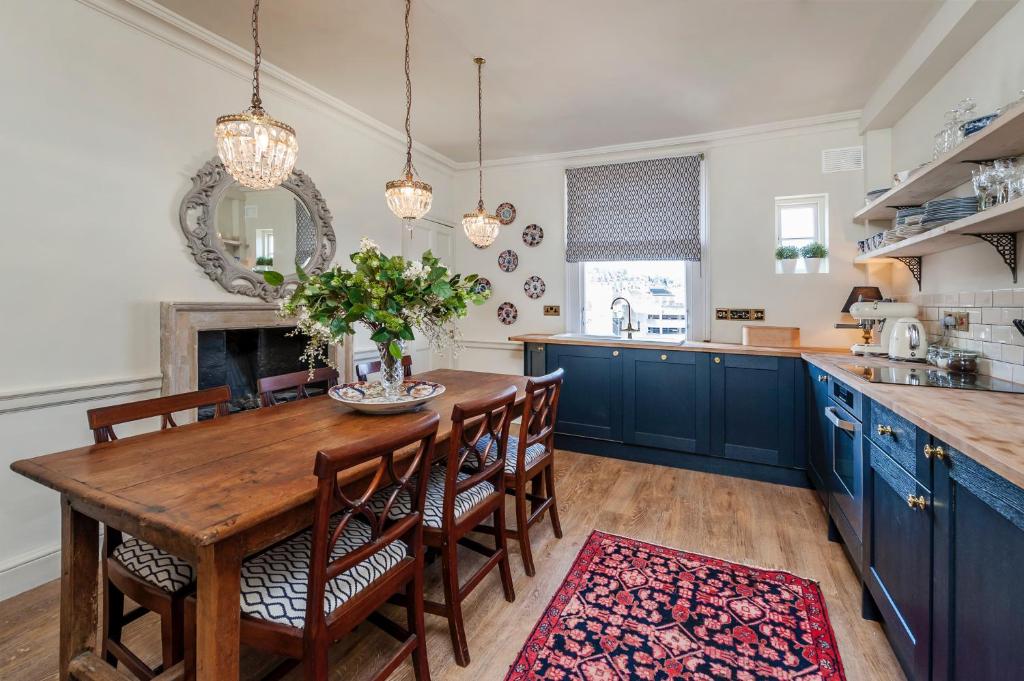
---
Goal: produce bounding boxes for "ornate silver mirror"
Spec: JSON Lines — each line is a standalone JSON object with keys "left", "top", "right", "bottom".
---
{"left": 179, "top": 158, "right": 336, "bottom": 300}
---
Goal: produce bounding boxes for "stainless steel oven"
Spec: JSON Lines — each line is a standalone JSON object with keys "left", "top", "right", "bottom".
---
{"left": 824, "top": 397, "right": 863, "bottom": 540}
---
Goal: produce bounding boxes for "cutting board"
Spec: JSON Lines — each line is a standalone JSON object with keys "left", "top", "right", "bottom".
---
{"left": 742, "top": 326, "right": 801, "bottom": 347}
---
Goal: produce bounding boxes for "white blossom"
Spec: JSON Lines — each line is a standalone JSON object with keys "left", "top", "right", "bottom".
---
{"left": 403, "top": 260, "right": 425, "bottom": 280}
{"left": 359, "top": 237, "right": 381, "bottom": 254}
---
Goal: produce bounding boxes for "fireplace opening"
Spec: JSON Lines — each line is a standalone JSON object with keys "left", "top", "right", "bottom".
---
{"left": 196, "top": 327, "right": 327, "bottom": 418}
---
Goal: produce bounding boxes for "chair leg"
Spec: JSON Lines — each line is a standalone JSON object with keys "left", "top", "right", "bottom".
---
{"left": 160, "top": 596, "right": 185, "bottom": 670}
{"left": 515, "top": 486, "right": 536, "bottom": 577}
{"left": 407, "top": 562, "right": 431, "bottom": 681}
{"left": 440, "top": 540, "right": 470, "bottom": 667}
{"left": 302, "top": 642, "right": 329, "bottom": 681}
{"left": 494, "top": 505, "right": 515, "bottom": 603}
{"left": 530, "top": 475, "right": 546, "bottom": 521}
{"left": 544, "top": 464, "right": 563, "bottom": 539}
{"left": 102, "top": 580, "right": 125, "bottom": 667}
{"left": 183, "top": 597, "right": 196, "bottom": 680}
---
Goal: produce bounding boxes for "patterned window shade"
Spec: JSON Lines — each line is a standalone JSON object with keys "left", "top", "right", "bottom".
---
{"left": 565, "top": 155, "right": 702, "bottom": 262}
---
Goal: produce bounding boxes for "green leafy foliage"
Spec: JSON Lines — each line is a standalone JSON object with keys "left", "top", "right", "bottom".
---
{"left": 774, "top": 245, "right": 800, "bottom": 260}
{"left": 800, "top": 242, "right": 829, "bottom": 258}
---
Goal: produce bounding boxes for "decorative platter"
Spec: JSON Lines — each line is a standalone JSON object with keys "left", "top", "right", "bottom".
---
{"left": 523, "top": 275, "right": 546, "bottom": 299}
{"left": 498, "top": 249, "right": 519, "bottom": 272}
{"left": 522, "top": 223, "right": 543, "bottom": 246}
{"left": 497, "top": 301, "right": 518, "bottom": 325}
{"left": 471, "top": 277, "right": 492, "bottom": 295}
{"left": 328, "top": 380, "right": 445, "bottom": 414}
{"left": 495, "top": 202, "right": 516, "bottom": 225}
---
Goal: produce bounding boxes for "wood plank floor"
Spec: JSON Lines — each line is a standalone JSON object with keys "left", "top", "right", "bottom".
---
{"left": 0, "top": 450, "right": 904, "bottom": 680}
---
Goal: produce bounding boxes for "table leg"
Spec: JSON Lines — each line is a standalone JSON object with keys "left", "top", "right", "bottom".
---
{"left": 194, "top": 539, "right": 242, "bottom": 681}
{"left": 59, "top": 494, "right": 99, "bottom": 680}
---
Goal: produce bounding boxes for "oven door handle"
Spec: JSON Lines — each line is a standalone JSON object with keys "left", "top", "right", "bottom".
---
{"left": 825, "top": 406, "right": 857, "bottom": 432}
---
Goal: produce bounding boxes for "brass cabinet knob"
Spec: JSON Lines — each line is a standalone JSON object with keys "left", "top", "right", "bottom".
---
{"left": 923, "top": 444, "right": 946, "bottom": 460}
{"left": 906, "top": 494, "right": 927, "bottom": 511}
{"left": 817, "top": 374, "right": 829, "bottom": 382}
{"left": 612, "top": 350, "right": 619, "bottom": 357}
{"left": 660, "top": 354, "right": 668, "bottom": 361}
{"left": 877, "top": 424, "right": 894, "bottom": 437}
{"left": 714, "top": 357, "right": 721, "bottom": 364}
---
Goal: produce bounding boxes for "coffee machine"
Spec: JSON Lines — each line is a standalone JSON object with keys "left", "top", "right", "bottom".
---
{"left": 847, "top": 300, "right": 927, "bottom": 358}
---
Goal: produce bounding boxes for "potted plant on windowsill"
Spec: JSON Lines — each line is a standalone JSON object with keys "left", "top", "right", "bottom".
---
{"left": 262, "top": 238, "right": 489, "bottom": 397}
{"left": 801, "top": 242, "right": 829, "bottom": 273}
{"left": 775, "top": 245, "right": 800, "bottom": 274}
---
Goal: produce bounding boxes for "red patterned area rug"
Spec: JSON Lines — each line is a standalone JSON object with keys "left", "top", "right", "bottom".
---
{"left": 506, "top": 531, "right": 845, "bottom": 680}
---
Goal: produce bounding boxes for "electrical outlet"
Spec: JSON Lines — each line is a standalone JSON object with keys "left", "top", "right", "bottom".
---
{"left": 543, "top": 305, "right": 560, "bottom": 316}
{"left": 715, "top": 308, "right": 766, "bottom": 321}
{"left": 943, "top": 311, "right": 970, "bottom": 331}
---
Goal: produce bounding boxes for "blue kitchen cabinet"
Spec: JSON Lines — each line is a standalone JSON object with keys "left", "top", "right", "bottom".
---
{"left": 709, "top": 354, "right": 800, "bottom": 467}
{"left": 622, "top": 348, "right": 710, "bottom": 454}
{"left": 806, "top": 363, "right": 833, "bottom": 503}
{"left": 546, "top": 344, "right": 623, "bottom": 441}
{"left": 931, "top": 444, "right": 1024, "bottom": 681}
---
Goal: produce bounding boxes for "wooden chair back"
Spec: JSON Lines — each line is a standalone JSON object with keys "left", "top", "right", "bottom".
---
{"left": 354, "top": 355, "right": 413, "bottom": 382}
{"left": 305, "top": 411, "right": 439, "bottom": 634}
{"left": 86, "top": 385, "right": 232, "bottom": 444}
{"left": 442, "top": 386, "right": 516, "bottom": 528}
{"left": 513, "top": 368, "right": 564, "bottom": 475}
{"left": 257, "top": 367, "right": 339, "bottom": 407}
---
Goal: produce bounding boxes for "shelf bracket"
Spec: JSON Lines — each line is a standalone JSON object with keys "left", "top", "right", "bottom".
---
{"left": 891, "top": 256, "right": 922, "bottom": 291}
{"left": 973, "top": 233, "right": 1018, "bottom": 283}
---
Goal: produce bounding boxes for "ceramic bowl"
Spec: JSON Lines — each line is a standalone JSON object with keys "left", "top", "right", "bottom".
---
{"left": 328, "top": 380, "right": 445, "bottom": 414}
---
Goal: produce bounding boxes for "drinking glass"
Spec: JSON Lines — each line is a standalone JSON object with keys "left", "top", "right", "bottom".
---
{"left": 973, "top": 165, "right": 994, "bottom": 210}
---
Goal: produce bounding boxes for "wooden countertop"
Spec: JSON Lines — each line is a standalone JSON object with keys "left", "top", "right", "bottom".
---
{"left": 508, "top": 334, "right": 845, "bottom": 358}
{"left": 804, "top": 353, "right": 1024, "bottom": 490}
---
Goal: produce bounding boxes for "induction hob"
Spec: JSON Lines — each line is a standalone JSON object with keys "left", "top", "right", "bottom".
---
{"left": 839, "top": 363, "right": 1024, "bottom": 394}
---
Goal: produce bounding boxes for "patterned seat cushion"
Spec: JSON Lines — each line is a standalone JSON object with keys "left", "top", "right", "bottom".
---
{"left": 240, "top": 518, "right": 407, "bottom": 628}
{"left": 112, "top": 536, "right": 195, "bottom": 593}
{"left": 467, "top": 433, "right": 547, "bottom": 474}
{"left": 366, "top": 465, "right": 496, "bottom": 529}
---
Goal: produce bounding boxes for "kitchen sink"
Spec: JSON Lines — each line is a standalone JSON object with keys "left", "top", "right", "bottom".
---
{"left": 550, "top": 333, "right": 683, "bottom": 345}
{"left": 551, "top": 333, "right": 622, "bottom": 341}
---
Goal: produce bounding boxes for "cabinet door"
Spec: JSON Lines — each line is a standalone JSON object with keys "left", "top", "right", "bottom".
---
{"left": 623, "top": 349, "right": 709, "bottom": 454}
{"left": 932, "top": 445, "right": 1024, "bottom": 681}
{"left": 865, "top": 444, "right": 932, "bottom": 681}
{"left": 806, "top": 365, "right": 832, "bottom": 501}
{"left": 546, "top": 344, "right": 622, "bottom": 441}
{"left": 709, "top": 354, "right": 798, "bottom": 467}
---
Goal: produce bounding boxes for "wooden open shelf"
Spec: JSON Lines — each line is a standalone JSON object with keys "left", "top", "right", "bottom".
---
{"left": 853, "top": 105, "right": 1024, "bottom": 223}
{"left": 855, "top": 197, "right": 1024, "bottom": 262}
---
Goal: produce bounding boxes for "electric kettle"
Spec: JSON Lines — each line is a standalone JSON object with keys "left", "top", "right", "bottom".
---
{"left": 888, "top": 318, "right": 928, "bottom": 361}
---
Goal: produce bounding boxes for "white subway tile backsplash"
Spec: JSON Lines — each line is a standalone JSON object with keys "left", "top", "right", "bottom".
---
{"left": 990, "top": 360, "right": 1014, "bottom": 381}
{"left": 973, "top": 324, "right": 992, "bottom": 341}
{"left": 1014, "top": 364, "right": 1024, "bottom": 384}
{"left": 1002, "top": 344, "right": 1024, "bottom": 365}
{"left": 1003, "top": 307, "right": 1023, "bottom": 324}
{"left": 975, "top": 290, "right": 993, "bottom": 307}
{"left": 959, "top": 292, "right": 975, "bottom": 307}
{"left": 982, "top": 307, "right": 1002, "bottom": 324}
{"left": 942, "top": 293, "right": 959, "bottom": 306}
{"left": 968, "top": 310, "right": 981, "bottom": 324}
{"left": 994, "top": 289, "right": 1015, "bottom": 306}
{"left": 982, "top": 342, "right": 1002, "bottom": 360}
{"left": 1014, "top": 289, "right": 1024, "bottom": 307}
{"left": 992, "top": 325, "right": 1015, "bottom": 344}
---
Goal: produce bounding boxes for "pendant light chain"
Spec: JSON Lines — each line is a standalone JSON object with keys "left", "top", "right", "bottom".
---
{"left": 403, "top": 0, "right": 414, "bottom": 178}
{"left": 475, "top": 58, "right": 483, "bottom": 213}
{"left": 250, "top": 0, "right": 263, "bottom": 114}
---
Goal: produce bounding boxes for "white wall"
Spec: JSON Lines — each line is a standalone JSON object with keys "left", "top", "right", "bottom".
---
{"left": 885, "top": 1, "right": 1024, "bottom": 297}
{"left": 0, "top": 0, "right": 456, "bottom": 597}
{"left": 451, "top": 116, "right": 876, "bottom": 373}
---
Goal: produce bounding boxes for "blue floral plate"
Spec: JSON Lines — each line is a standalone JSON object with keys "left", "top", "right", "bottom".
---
{"left": 328, "top": 380, "right": 445, "bottom": 414}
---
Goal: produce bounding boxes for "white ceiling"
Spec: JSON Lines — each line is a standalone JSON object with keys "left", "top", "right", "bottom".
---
{"left": 155, "top": 0, "right": 941, "bottom": 162}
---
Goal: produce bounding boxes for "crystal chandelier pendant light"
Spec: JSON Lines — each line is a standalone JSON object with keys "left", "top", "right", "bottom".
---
{"left": 385, "top": 0, "right": 432, "bottom": 231}
{"left": 215, "top": 0, "right": 298, "bottom": 191}
{"left": 462, "top": 57, "right": 500, "bottom": 247}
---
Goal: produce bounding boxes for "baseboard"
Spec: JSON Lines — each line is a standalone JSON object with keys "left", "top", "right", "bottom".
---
{"left": 0, "top": 543, "right": 61, "bottom": 600}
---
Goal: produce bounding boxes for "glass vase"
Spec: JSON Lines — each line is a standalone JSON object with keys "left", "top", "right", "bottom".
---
{"left": 375, "top": 341, "right": 405, "bottom": 399}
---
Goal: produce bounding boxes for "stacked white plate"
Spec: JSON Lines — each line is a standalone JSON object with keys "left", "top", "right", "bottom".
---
{"left": 922, "top": 197, "right": 978, "bottom": 228}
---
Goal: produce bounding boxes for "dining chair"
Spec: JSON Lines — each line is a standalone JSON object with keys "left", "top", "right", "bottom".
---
{"left": 185, "top": 410, "right": 439, "bottom": 681}
{"left": 367, "top": 386, "right": 517, "bottom": 666}
{"left": 257, "top": 366, "right": 339, "bottom": 406}
{"left": 354, "top": 355, "right": 413, "bottom": 382}
{"left": 85, "top": 385, "right": 232, "bottom": 680}
{"left": 470, "top": 369, "right": 564, "bottom": 576}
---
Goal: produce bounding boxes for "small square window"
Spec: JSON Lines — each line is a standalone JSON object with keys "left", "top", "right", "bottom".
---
{"left": 775, "top": 194, "right": 828, "bottom": 273}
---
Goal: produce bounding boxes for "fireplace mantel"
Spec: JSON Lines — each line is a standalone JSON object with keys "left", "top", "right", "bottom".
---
{"left": 160, "top": 302, "right": 351, "bottom": 404}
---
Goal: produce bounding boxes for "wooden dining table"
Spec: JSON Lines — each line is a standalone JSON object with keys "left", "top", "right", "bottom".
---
{"left": 11, "top": 369, "right": 530, "bottom": 681}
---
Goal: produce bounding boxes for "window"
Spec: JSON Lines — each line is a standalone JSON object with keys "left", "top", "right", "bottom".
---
{"left": 775, "top": 194, "right": 827, "bottom": 273}
{"left": 255, "top": 228, "right": 275, "bottom": 260}
{"left": 581, "top": 261, "right": 687, "bottom": 340}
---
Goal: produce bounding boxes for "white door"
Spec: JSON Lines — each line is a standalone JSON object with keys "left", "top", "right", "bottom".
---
{"left": 401, "top": 218, "right": 457, "bottom": 372}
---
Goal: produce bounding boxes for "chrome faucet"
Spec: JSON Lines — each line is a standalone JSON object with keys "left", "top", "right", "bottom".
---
{"left": 610, "top": 297, "right": 640, "bottom": 339}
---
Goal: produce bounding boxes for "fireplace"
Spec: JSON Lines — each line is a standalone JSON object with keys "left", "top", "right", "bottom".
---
{"left": 161, "top": 302, "right": 350, "bottom": 424}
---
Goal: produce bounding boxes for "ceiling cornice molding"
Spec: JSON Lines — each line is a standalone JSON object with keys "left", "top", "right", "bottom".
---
{"left": 73, "top": 0, "right": 460, "bottom": 173}
{"left": 455, "top": 110, "right": 863, "bottom": 171}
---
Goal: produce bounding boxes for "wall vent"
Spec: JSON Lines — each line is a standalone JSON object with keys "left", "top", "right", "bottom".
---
{"left": 821, "top": 146, "right": 864, "bottom": 173}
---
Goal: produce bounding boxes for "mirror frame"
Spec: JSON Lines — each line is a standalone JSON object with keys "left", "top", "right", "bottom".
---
{"left": 178, "top": 158, "right": 336, "bottom": 301}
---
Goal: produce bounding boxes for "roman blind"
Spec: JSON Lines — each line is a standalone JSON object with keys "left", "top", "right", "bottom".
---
{"left": 565, "top": 155, "right": 702, "bottom": 262}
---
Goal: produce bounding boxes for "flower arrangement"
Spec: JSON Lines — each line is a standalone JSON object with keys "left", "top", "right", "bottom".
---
{"left": 263, "top": 238, "right": 489, "bottom": 394}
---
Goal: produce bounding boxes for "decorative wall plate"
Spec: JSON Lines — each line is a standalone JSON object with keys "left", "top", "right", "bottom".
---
{"left": 495, "top": 202, "right": 516, "bottom": 225}
{"left": 472, "top": 277, "right": 492, "bottom": 295}
{"left": 522, "top": 223, "right": 543, "bottom": 246}
{"left": 328, "top": 380, "right": 445, "bottom": 414}
{"left": 497, "top": 301, "right": 518, "bottom": 325}
{"left": 523, "top": 276, "right": 546, "bottom": 299}
{"left": 498, "top": 249, "right": 519, "bottom": 272}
